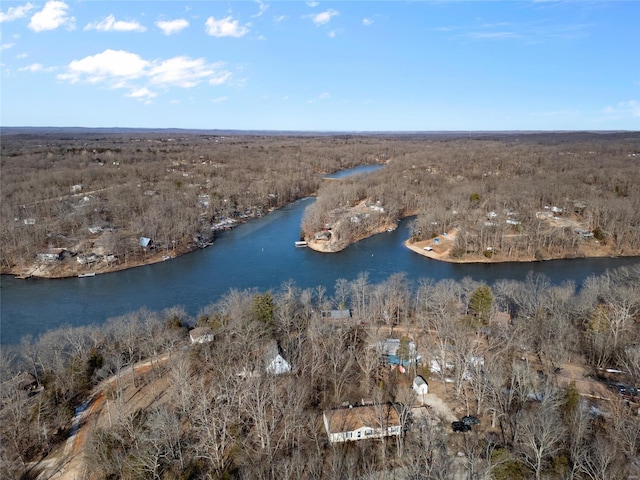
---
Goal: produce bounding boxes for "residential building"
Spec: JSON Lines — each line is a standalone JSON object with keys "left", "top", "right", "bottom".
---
{"left": 323, "top": 403, "right": 402, "bottom": 443}
{"left": 189, "top": 327, "right": 215, "bottom": 344}
{"left": 377, "top": 338, "right": 422, "bottom": 366}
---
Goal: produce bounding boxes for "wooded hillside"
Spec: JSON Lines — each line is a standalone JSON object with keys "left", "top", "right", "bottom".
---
{"left": 302, "top": 133, "right": 640, "bottom": 259}
{"left": 2, "top": 267, "right": 639, "bottom": 479}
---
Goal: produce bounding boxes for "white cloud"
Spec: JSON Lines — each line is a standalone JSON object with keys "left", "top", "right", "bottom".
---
{"left": 149, "top": 56, "right": 221, "bottom": 88}
{"left": 57, "top": 50, "right": 149, "bottom": 83}
{"left": 84, "top": 14, "right": 146, "bottom": 32}
{"left": 603, "top": 100, "right": 640, "bottom": 118}
{"left": 1, "top": 43, "right": 15, "bottom": 50}
{"left": 205, "top": 16, "right": 249, "bottom": 37}
{"left": 309, "top": 9, "right": 338, "bottom": 26}
{"left": 211, "top": 96, "right": 228, "bottom": 103}
{"left": 328, "top": 30, "right": 338, "bottom": 38}
{"left": 57, "top": 49, "right": 232, "bottom": 101}
{"left": 306, "top": 1, "right": 319, "bottom": 7}
{"left": 16, "top": 52, "right": 28, "bottom": 58}
{"left": 28, "top": 1, "right": 74, "bottom": 32}
{"left": 19, "top": 62, "right": 55, "bottom": 72}
{"left": 155, "top": 18, "right": 189, "bottom": 35}
{"left": 253, "top": 0, "right": 268, "bottom": 18}
{"left": 127, "top": 87, "right": 156, "bottom": 103}
{"left": 362, "top": 17, "right": 373, "bottom": 26}
{"left": 273, "top": 15, "right": 287, "bottom": 23}
{"left": 0, "top": 2, "right": 34, "bottom": 23}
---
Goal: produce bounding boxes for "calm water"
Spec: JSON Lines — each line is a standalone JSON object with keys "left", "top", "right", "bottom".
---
{"left": 1, "top": 167, "right": 639, "bottom": 345}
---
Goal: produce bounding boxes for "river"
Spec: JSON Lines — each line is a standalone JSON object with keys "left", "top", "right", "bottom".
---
{"left": 1, "top": 165, "right": 639, "bottom": 345}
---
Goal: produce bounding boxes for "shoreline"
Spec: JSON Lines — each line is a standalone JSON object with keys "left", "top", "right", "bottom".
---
{"left": 402, "top": 238, "right": 636, "bottom": 264}
{"left": 6, "top": 208, "right": 640, "bottom": 279}
{"left": 3, "top": 199, "right": 304, "bottom": 280}
{"left": 306, "top": 223, "right": 640, "bottom": 264}
{"left": 402, "top": 226, "right": 640, "bottom": 263}
{"left": 4, "top": 244, "right": 198, "bottom": 280}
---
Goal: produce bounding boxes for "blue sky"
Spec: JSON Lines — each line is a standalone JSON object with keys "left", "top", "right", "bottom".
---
{"left": 1, "top": 1, "right": 638, "bottom": 131}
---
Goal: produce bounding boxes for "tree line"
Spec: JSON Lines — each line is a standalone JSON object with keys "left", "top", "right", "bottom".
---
{"left": 0, "top": 133, "right": 384, "bottom": 274}
{"left": 302, "top": 133, "right": 640, "bottom": 258}
{"left": 5, "top": 131, "right": 637, "bottom": 275}
{"left": 2, "top": 265, "right": 639, "bottom": 479}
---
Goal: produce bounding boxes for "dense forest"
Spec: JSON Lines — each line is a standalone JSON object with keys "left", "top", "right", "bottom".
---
{"left": 2, "top": 131, "right": 639, "bottom": 277}
{"left": 0, "top": 132, "right": 383, "bottom": 277}
{"left": 2, "top": 266, "right": 639, "bottom": 479}
{"left": 302, "top": 133, "right": 640, "bottom": 259}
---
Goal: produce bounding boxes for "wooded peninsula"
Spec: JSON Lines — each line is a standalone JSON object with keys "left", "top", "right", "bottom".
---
{"left": 2, "top": 130, "right": 639, "bottom": 278}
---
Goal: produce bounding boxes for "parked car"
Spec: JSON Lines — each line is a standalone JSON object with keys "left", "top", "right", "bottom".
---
{"left": 451, "top": 421, "right": 471, "bottom": 433}
{"left": 461, "top": 415, "right": 480, "bottom": 426}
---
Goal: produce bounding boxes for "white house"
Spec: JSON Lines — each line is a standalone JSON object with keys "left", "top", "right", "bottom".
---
{"left": 36, "top": 248, "right": 66, "bottom": 263}
{"left": 240, "top": 342, "right": 292, "bottom": 377}
{"left": 412, "top": 375, "right": 429, "bottom": 396}
{"left": 323, "top": 403, "right": 402, "bottom": 443}
{"left": 264, "top": 343, "right": 291, "bottom": 375}
{"left": 189, "top": 327, "right": 214, "bottom": 344}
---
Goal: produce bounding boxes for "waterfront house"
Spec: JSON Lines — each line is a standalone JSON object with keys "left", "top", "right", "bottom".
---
{"left": 139, "top": 237, "right": 153, "bottom": 249}
{"left": 36, "top": 248, "right": 66, "bottom": 263}
{"left": 77, "top": 253, "right": 99, "bottom": 265}
{"left": 323, "top": 403, "right": 402, "bottom": 443}
{"left": 314, "top": 230, "right": 331, "bottom": 241}
{"left": 189, "top": 327, "right": 215, "bottom": 344}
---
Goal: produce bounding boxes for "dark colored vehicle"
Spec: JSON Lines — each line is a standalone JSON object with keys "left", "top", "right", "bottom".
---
{"left": 461, "top": 415, "right": 480, "bottom": 426}
{"left": 452, "top": 421, "right": 471, "bottom": 433}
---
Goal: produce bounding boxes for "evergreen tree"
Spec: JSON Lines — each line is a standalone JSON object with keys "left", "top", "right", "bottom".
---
{"left": 469, "top": 284, "right": 493, "bottom": 324}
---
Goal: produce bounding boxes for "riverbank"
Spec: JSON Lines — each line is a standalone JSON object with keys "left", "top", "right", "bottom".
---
{"left": 306, "top": 221, "right": 398, "bottom": 253}
{"left": 307, "top": 220, "right": 640, "bottom": 264}
{"left": 4, "top": 243, "right": 195, "bottom": 279}
{"left": 404, "top": 229, "right": 640, "bottom": 264}
{"left": 4, "top": 208, "right": 271, "bottom": 279}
